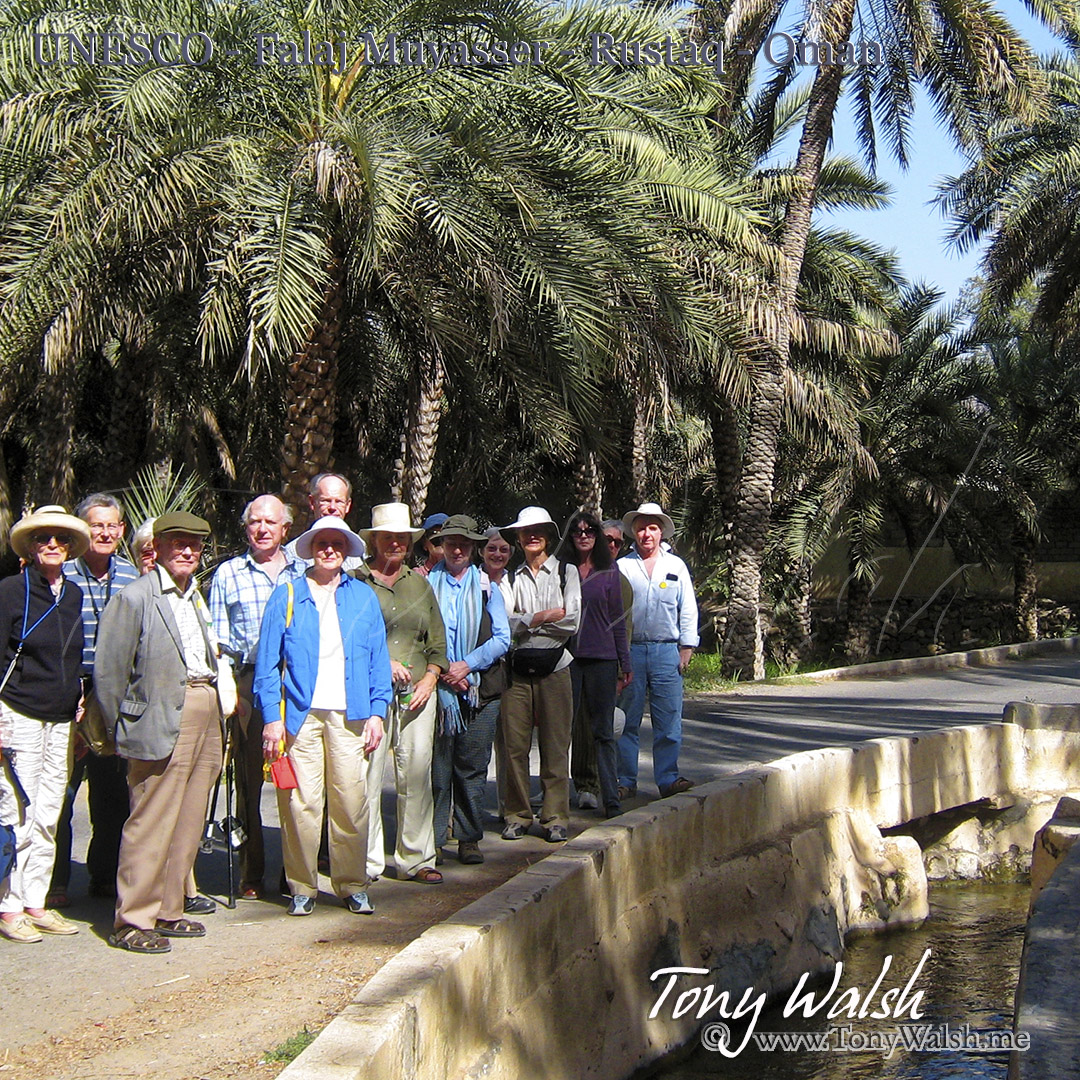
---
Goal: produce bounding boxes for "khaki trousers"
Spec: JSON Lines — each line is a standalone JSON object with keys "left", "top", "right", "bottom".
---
{"left": 279, "top": 709, "right": 369, "bottom": 898}
{"left": 115, "top": 684, "right": 222, "bottom": 930}
{"left": 500, "top": 667, "right": 573, "bottom": 829}
{"left": 364, "top": 693, "right": 437, "bottom": 879}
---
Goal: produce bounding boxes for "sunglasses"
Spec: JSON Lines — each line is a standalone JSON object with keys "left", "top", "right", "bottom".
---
{"left": 32, "top": 531, "right": 73, "bottom": 546}
{"left": 606, "top": 536, "right": 622, "bottom": 547}
{"left": 572, "top": 527, "right": 596, "bottom": 537}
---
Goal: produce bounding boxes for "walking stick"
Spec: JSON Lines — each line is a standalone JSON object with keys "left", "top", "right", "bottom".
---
{"left": 201, "top": 762, "right": 222, "bottom": 855}
{"left": 222, "top": 722, "right": 237, "bottom": 909}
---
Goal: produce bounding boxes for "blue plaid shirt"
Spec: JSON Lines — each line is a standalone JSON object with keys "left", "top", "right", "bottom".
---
{"left": 208, "top": 549, "right": 305, "bottom": 665}
{"left": 63, "top": 555, "right": 140, "bottom": 675}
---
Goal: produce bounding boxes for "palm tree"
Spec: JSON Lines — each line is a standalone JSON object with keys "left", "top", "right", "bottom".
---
{"left": 712, "top": 0, "right": 1048, "bottom": 677}
{"left": 781, "top": 284, "right": 991, "bottom": 661}
{"left": 968, "top": 303, "right": 1080, "bottom": 640}
{"left": 1, "top": 0, "right": 764, "bottom": 524}
{"left": 940, "top": 52, "right": 1080, "bottom": 345}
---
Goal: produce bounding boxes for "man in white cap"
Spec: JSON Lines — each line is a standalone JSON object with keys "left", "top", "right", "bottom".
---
{"left": 617, "top": 502, "right": 699, "bottom": 800}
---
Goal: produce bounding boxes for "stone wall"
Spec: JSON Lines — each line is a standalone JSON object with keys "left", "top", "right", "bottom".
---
{"left": 279, "top": 716, "right": 1080, "bottom": 1080}
{"left": 789, "top": 598, "right": 1078, "bottom": 665}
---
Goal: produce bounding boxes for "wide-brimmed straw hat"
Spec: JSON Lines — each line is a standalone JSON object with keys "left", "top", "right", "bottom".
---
{"left": 358, "top": 502, "right": 424, "bottom": 546}
{"left": 295, "top": 515, "right": 367, "bottom": 560}
{"left": 500, "top": 506, "right": 561, "bottom": 547}
{"left": 429, "top": 514, "right": 487, "bottom": 543}
{"left": 622, "top": 501, "right": 675, "bottom": 540}
{"left": 10, "top": 505, "right": 91, "bottom": 561}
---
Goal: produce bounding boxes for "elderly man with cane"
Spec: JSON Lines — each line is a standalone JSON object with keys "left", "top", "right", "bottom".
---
{"left": 96, "top": 512, "right": 235, "bottom": 953}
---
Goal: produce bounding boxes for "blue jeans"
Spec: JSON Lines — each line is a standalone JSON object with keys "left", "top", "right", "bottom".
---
{"left": 617, "top": 642, "right": 683, "bottom": 792}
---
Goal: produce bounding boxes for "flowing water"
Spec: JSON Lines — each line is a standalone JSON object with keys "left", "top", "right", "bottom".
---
{"left": 653, "top": 883, "right": 1029, "bottom": 1080}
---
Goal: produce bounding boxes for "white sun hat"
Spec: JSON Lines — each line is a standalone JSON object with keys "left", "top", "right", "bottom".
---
{"left": 295, "top": 515, "right": 367, "bottom": 560}
{"left": 621, "top": 502, "right": 675, "bottom": 540}
{"left": 500, "top": 506, "right": 561, "bottom": 546}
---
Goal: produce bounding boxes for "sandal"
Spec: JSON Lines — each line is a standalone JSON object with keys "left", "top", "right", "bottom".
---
{"left": 409, "top": 867, "right": 443, "bottom": 884}
{"left": 109, "top": 925, "right": 171, "bottom": 953}
{"left": 154, "top": 917, "right": 207, "bottom": 937}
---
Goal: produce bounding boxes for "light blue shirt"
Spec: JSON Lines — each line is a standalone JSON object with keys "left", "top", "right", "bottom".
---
{"left": 208, "top": 550, "right": 305, "bottom": 664}
{"left": 435, "top": 567, "right": 510, "bottom": 672}
{"left": 617, "top": 550, "right": 700, "bottom": 648}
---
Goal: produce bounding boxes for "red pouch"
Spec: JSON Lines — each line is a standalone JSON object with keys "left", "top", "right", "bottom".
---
{"left": 268, "top": 754, "right": 298, "bottom": 789}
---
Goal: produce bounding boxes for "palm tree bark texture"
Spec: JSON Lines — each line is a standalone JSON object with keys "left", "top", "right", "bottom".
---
{"left": 280, "top": 251, "right": 344, "bottom": 517}
{"left": 723, "top": 0, "right": 853, "bottom": 680}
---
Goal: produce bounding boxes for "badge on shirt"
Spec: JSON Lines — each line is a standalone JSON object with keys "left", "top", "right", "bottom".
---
{"left": 659, "top": 582, "right": 668, "bottom": 589}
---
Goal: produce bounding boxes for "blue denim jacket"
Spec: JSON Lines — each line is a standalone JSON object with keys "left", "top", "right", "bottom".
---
{"left": 253, "top": 574, "right": 393, "bottom": 736}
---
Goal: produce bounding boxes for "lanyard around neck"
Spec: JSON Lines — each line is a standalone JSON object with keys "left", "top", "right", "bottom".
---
{"left": 21, "top": 568, "right": 65, "bottom": 643}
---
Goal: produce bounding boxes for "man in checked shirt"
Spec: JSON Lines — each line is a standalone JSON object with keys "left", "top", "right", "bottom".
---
{"left": 208, "top": 495, "right": 304, "bottom": 900}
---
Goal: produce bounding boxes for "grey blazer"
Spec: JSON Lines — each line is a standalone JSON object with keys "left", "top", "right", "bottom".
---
{"left": 94, "top": 570, "right": 217, "bottom": 761}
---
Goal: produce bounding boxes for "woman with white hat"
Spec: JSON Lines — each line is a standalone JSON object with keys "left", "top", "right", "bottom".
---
{"left": 356, "top": 503, "right": 448, "bottom": 883}
{"left": 0, "top": 506, "right": 90, "bottom": 943}
{"left": 616, "top": 502, "right": 699, "bottom": 801}
{"left": 254, "top": 516, "right": 392, "bottom": 916}
{"left": 499, "top": 506, "right": 580, "bottom": 843}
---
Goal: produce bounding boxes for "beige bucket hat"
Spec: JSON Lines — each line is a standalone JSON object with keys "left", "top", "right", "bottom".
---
{"left": 10, "top": 505, "right": 91, "bottom": 561}
{"left": 358, "top": 502, "right": 424, "bottom": 546}
{"left": 621, "top": 502, "right": 675, "bottom": 540}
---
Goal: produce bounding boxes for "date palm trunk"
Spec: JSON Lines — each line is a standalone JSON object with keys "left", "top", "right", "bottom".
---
{"left": 30, "top": 368, "right": 77, "bottom": 509}
{"left": 391, "top": 348, "right": 446, "bottom": 523}
{"left": 722, "top": 0, "right": 854, "bottom": 680}
{"left": 1012, "top": 530, "right": 1039, "bottom": 642}
{"left": 843, "top": 569, "right": 874, "bottom": 662}
{"left": 280, "top": 250, "right": 345, "bottom": 518}
{"left": 574, "top": 449, "right": 604, "bottom": 518}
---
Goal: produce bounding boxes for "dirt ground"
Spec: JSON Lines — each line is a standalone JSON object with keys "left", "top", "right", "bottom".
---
{"left": 0, "top": 782, "right": 628, "bottom": 1080}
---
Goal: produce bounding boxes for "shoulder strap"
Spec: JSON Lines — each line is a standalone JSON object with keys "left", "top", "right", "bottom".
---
{"left": 280, "top": 581, "right": 295, "bottom": 726}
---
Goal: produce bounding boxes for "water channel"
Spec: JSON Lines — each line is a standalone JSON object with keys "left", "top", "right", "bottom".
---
{"left": 650, "top": 883, "right": 1029, "bottom": 1080}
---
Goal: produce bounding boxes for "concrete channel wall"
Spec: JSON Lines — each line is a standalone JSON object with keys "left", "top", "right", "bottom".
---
{"left": 281, "top": 710, "right": 1080, "bottom": 1080}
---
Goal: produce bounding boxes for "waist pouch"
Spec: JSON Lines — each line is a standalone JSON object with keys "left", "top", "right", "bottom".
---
{"left": 510, "top": 645, "right": 565, "bottom": 678}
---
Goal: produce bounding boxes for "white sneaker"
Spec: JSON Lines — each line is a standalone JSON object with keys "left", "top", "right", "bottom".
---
{"left": 577, "top": 791, "right": 599, "bottom": 809}
{"left": 29, "top": 909, "right": 79, "bottom": 935}
{"left": 0, "top": 914, "right": 43, "bottom": 943}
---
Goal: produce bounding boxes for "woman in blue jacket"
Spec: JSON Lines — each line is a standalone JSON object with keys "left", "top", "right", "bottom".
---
{"left": 254, "top": 516, "right": 392, "bottom": 916}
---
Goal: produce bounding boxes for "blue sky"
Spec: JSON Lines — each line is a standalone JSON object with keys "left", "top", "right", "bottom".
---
{"left": 819, "top": 3, "right": 1062, "bottom": 306}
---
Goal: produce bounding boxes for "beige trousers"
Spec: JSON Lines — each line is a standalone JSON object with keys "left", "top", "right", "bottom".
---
{"left": 115, "top": 684, "right": 222, "bottom": 930}
{"left": 364, "top": 693, "right": 437, "bottom": 879}
{"left": 279, "top": 709, "right": 369, "bottom": 898}
{"left": 500, "top": 667, "right": 573, "bottom": 829}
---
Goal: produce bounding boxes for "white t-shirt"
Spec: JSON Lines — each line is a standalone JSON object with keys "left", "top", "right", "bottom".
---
{"left": 308, "top": 579, "right": 347, "bottom": 711}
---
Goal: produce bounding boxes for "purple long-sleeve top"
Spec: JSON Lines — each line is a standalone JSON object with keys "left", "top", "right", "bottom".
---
{"left": 574, "top": 565, "right": 631, "bottom": 671}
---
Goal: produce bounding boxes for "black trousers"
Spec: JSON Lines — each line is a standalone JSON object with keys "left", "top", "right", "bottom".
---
{"left": 569, "top": 658, "right": 620, "bottom": 812}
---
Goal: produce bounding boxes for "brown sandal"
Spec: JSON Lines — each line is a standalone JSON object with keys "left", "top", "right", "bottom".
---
{"left": 409, "top": 867, "right": 443, "bottom": 884}
{"left": 154, "top": 917, "right": 207, "bottom": 937}
{"left": 110, "top": 925, "right": 171, "bottom": 953}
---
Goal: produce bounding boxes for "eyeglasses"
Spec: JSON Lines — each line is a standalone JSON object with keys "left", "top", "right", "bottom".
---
{"left": 572, "top": 527, "right": 596, "bottom": 537}
{"left": 89, "top": 523, "right": 123, "bottom": 535}
{"left": 31, "top": 531, "right": 73, "bottom": 546}
{"left": 163, "top": 537, "right": 204, "bottom": 552}
{"left": 605, "top": 536, "right": 622, "bottom": 547}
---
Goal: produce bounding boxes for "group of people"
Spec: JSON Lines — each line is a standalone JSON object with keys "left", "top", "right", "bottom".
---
{"left": 0, "top": 474, "right": 700, "bottom": 955}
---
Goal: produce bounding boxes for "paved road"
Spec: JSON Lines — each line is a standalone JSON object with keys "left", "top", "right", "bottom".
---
{"left": 672, "top": 653, "right": 1080, "bottom": 787}
{"left": 3, "top": 652, "right": 1078, "bottom": 1060}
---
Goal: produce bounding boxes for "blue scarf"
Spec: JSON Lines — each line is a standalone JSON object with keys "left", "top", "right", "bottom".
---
{"left": 427, "top": 562, "right": 483, "bottom": 735}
